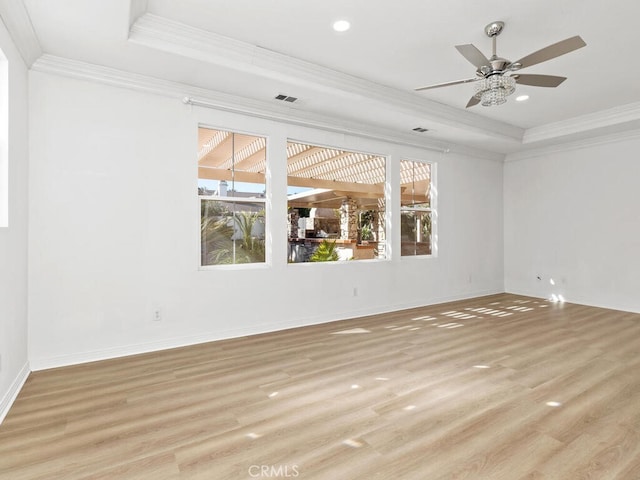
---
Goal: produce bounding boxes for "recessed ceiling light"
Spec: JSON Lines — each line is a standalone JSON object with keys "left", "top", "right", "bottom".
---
{"left": 332, "top": 20, "right": 351, "bottom": 32}
{"left": 516, "top": 94, "right": 530, "bottom": 102}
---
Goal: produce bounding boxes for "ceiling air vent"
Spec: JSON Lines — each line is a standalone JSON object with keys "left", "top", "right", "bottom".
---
{"left": 412, "top": 127, "right": 429, "bottom": 133}
{"left": 275, "top": 94, "right": 298, "bottom": 103}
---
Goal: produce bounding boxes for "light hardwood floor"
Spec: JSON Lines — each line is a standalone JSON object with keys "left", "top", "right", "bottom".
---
{"left": 2, "top": 293, "right": 640, "bottom": 479}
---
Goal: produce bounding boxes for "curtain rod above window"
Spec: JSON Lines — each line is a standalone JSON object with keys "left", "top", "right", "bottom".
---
{"left": 182, "top": 96, "right": 450, "bottom": 155}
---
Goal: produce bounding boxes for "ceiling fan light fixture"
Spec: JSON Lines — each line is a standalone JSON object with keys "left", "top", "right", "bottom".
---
{"left": 474, "top": 75, "right": 516, "bottom": 106}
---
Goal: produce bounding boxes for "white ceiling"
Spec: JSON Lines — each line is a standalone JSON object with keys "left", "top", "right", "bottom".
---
{"left": 4, "top": 0, "right": 640, "bottom": 156}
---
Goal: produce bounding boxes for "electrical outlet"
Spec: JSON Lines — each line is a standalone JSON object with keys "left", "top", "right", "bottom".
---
{"left": 152, "top": 308, "right": 162, "bottom": 321}
{"left": 353, "top": 287, "right": 358, "bottom": 297}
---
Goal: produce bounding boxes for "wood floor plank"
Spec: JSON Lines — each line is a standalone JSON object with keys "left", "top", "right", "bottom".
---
{"left": 1, "top": 293, "right": 640, "bottom": 479}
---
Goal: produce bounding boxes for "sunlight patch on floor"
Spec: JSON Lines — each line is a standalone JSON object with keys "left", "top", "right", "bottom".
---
{"left": 342, "top": 438, "right": 364, "bottom": 448}
{"left": 411, "top": 315, "right": 438, "bottom": 321}
{"left": 441, "top": 310, "right": 477, "bottom": 320}
{"left": 435, "top": 322, "right": 464, "bottom": 329}
{"left": 386, "top": 325, "right": 415, "bottom": 331}
{"left": 506, "top": 306, "right": 534, "bottom": 312}
{"left": 465, "top": 307, "right": 513, "bottom": 317}
{"left": 331, "top": 328, "right": 371, "bottom": 335}
{"left": 466, "top": 307, "right": 493, "bottom": 314}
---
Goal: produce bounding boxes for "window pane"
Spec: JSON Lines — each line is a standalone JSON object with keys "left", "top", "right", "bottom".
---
{"left": 400, "top": 160, "right": 431, "bottom": 208}
{"left": 0, "top": 53, "right": 7, "bottom": 227}
{"left": 401, "top": 210, "right": 432, "bottom": 256}
{"left": 400, "top": 159, "right": 433, "bottom": 257}
{"left": 198, "top": 127, "right": 267, "bottom": 266}
{"left": 198, "top": 128, "right": 266, "bottom": 199}
{"left": 201, "top": 200, "right": 265, "bottom": 265}
{"left": 286, "top": 141, "right": 386, "bottom": 262}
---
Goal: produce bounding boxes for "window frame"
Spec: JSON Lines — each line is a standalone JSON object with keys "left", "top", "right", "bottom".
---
{"left": 0, "top": 49, "right": 8, "bottom": 228}
{"left": 198, "top": 126, "right": 268, "bottom": 269}
{"left": 399, "top": 158, "right": 436, "bottom": 258}
{"left": 285, "top": 138, "right": 389, "bottom": 264}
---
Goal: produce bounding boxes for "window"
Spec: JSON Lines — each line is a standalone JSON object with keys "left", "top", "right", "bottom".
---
{"left": 286, "top": 141, "right": 386, "bottom": 262}
{"left": 0, "top": 49, "right": 7, "bottom": 227}
{"left": 400, "top": 160, "right": 433, "bottom": 256}
{"left": 198, "top": 127, "right": 266, "bottom": 266}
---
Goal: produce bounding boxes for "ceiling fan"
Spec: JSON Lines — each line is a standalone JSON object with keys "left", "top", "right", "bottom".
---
{"left": 415, "top": 21, "right": 586, "bottom": 107}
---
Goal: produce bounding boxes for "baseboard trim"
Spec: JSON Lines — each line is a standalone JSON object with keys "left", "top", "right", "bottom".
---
{"left": 0, "top": 362, "right": 30, "bottom": 424}
{"left": 504, "top": 288, "right": 640, "bottom": 314}
{"left": 30, "top": 288, "right": 504, "bottom": 371}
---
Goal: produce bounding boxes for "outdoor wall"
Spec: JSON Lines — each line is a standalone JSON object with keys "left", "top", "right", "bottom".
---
{"left": 504, "top": 135, "right": 640, "bottom": 313}
{"left": 0, "top": 23, "right": 30, "bottom": 421}
{"left": 28, "top": 71, "right": 504, "bottom": 370}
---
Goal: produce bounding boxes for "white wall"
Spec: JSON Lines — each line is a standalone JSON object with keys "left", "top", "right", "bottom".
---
{"left": 0, "top": 21, "right": 30, "bottom": 422}
{"left": 504, "top": 136, "right": 640, "bottom": 313}
{"left": 28, "top": 71, "right": 504, "bottom": 370}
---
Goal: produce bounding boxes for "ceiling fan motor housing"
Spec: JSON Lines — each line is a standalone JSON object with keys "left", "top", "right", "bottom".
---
{"left": 486, "top": 58, "right": 510, "bottom": 76}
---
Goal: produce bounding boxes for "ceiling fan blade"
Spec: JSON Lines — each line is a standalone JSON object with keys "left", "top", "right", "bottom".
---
{"left": 455, "top": 44, "right": 491, "bottom": 69}
{"left": 415, "top": 77, "right": 479, "bottom": 91}
{"left": 515, "top": 74, "right": 567, "bottom": 87}
{"left": 466, "top": 96, "right": 480, "bottom": 108}
{"left": 513, "top": 36, "right": 586, "bottom": 69}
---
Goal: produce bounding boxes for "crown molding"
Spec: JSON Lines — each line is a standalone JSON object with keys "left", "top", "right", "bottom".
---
{"left": 129, "top": 13, "right": 523, "bottom": 145}
{"left": 31, "top": 54, "right": 504, "bottom": 162}
{"left": 506, "top": 127, "right": 640, "bottom": 162}
{"left": 523, "top": 101, "right": 640, "bottom": 145}
{"left": 29, "top": 52, "right": 640, "bottom": 166}
{"left": 0, "top": 0, "right": 42, "bottom": 67}
{"left": 129, "top": 0, "right": 148, "bottom": 27}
